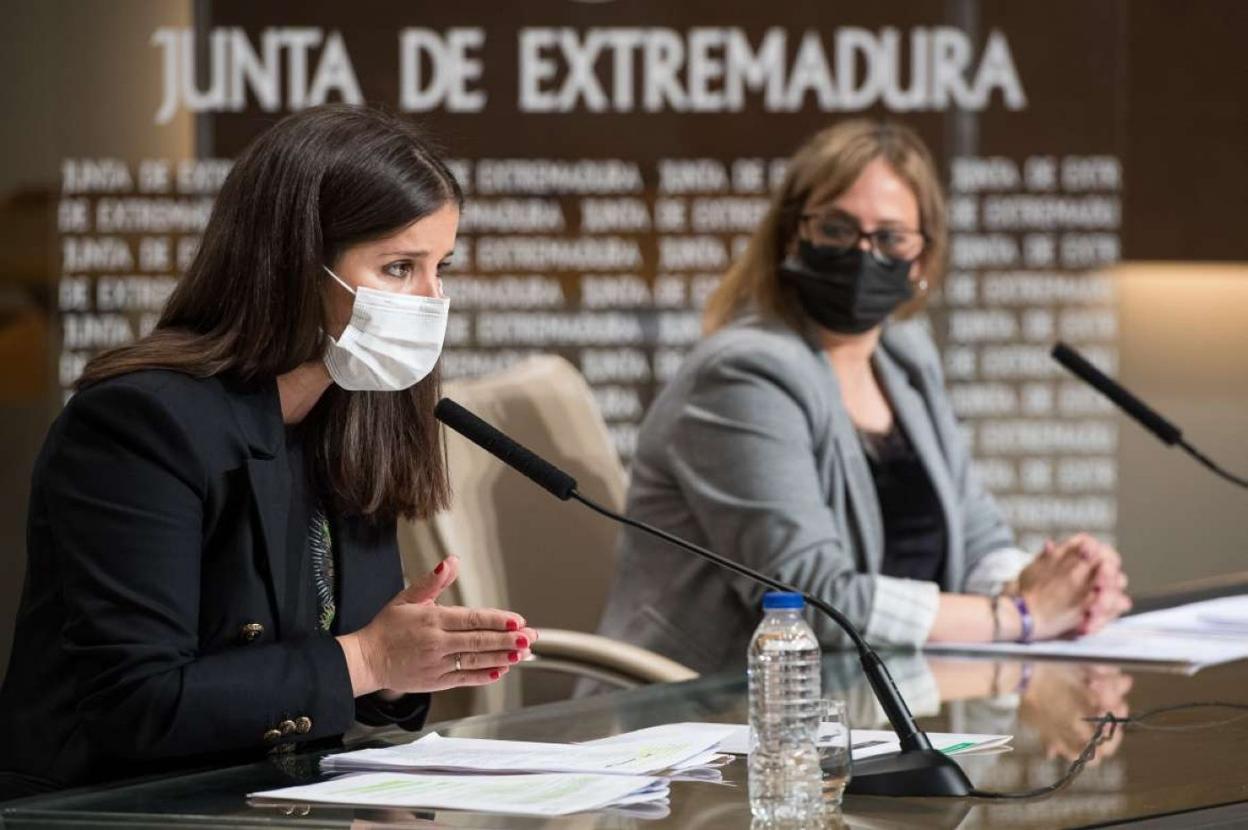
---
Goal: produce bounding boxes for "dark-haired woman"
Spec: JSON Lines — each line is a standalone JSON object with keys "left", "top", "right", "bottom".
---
{"left": 0, "top": 105, "right": 536, "bottom": 799}
{"left": 598, "top": 120, "right": 1131, "bottom": 674}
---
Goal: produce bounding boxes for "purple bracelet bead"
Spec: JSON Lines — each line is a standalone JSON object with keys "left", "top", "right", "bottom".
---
{"left": 1012, "top": 594, "right": 1034, "bottom": 644}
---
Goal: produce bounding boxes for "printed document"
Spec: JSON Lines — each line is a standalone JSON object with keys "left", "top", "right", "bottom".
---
{"left": 322, "top": 722, "right": 735, "bottom": 777}
{"left": 1114, "top": 595, "right": 1248, "bottom": 637}
{"left": 251, "top": 771, "right": 668, "bottom": 817}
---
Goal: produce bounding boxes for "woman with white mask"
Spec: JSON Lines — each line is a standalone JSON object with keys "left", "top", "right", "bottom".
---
{"left": 0, "top": 105, "right": 536, "bottom": 799}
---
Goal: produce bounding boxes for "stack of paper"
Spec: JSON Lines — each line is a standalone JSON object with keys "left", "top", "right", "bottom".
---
{"left": 576, "top": 722, "right": 737, "bottom": 781}
{"left": 249, "top": 723, "right": 734, "bottom": 819}
{"left": 926, "top": 594, "right": 1248, "bottom": 671}
{"left": 321, "top": 722, "right": 735, "bottom": 779}
{"left": 251, "top": 771, "right": 670, "bottom": 818}
{"left": 1114, "top": 595, "right": 1248, "bottom": 638}
{"left": 713, "top": 724, "right": 1012, "bottom": 758}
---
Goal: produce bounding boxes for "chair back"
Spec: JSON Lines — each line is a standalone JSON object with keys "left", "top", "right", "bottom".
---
{"left": 398, "top": 355, "right": 629, "bottom": 717}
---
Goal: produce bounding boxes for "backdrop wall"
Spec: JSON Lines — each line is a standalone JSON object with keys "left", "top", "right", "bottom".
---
{"left": 2, "top": 0, "right": 1245, "bottom": 682}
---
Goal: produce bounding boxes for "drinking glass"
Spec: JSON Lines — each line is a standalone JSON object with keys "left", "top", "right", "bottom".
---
{"left": 818, "top": 698, "right": 852, "bottom": 807}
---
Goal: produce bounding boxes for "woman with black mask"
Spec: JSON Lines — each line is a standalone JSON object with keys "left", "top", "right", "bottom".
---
{"left": 596, "top": 120, "right": 1131, "bottom": 674}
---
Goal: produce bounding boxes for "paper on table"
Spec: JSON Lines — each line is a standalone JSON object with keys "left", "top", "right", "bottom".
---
{"left": 322, "top": 722, "right": 735, "bottom": 777}
{"left": 713, "top": 724, "right": 1011, "bottom": 758}
{"left": 926, "top": 609, "right": 1248, "bottom": 672}
{"left": 250, "top": 771, "right": 668, "bottom": 818}
{"left": 1115, "top": 595, "right": 1248, "bottom": 637}
{"left": 577, "top": 723, "right": 735, "bottom": 780}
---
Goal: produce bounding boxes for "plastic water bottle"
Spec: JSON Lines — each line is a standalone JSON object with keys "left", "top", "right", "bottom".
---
{"left": 748, "top": 591, "right": 824, "bottom": 822}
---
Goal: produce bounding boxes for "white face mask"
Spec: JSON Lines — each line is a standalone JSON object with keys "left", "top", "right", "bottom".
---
{"left": 321, "top": 265, "right": 449, "bottom": 392}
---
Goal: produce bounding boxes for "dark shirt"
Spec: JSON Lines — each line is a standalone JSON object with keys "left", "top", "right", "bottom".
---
{"left": 285, "top": 428, "right": 337, "bottom": 635}
{"left": 284, "top": 427, "right": 314, "bottom": 631}
{"left": 860, "top": 423, "right": 948, "bottom": 583}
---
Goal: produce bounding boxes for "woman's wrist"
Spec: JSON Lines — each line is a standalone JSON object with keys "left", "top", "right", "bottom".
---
{"left": 993, "top": 591, "right": 1023, "bottom": 642}
{"left": 336, "top": 632, "right": 383, "bottom": 697}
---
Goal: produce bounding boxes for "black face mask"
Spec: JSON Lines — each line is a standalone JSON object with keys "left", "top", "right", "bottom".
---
{"left": 779, "top": 240, "right": 914, "bottom": 334}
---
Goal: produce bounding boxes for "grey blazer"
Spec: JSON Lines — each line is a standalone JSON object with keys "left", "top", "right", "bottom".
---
{"left": 597, "top": 316, "right": 1027, "bottom": 674}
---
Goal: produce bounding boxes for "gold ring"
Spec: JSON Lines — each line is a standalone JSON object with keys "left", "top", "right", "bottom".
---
{"left": 454, "top": 654, "right": 462, "bottom": 672}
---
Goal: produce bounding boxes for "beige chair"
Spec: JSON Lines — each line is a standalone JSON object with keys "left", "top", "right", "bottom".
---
{"left": 398, "top": 356, "right": 696, "bottom": 721}
{"left": 523, "top": 628, "right": 696, "bottom": 690}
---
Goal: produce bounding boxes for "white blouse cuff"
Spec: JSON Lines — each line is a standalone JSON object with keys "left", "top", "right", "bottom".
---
{"left": 963, "top": 547, "right": 1035, "bottom": 596}
{"left": 863, "top": 575, "right": 941, "bottom": 647}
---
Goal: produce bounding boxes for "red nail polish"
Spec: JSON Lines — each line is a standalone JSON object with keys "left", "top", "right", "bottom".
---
{"left": 434, "top": 562, "right": 444, "bottom": 574}
{"left": 506, "top": 619, "right": 518, "bottom": 632}
{"left": 516, "top": 637, "right": 529, "bottom": 649}
{"left": 489, "top": 670, "right": 500, "bottom": 680}
{"left": 508, "top": 651, "right": 519, "bottom": 663}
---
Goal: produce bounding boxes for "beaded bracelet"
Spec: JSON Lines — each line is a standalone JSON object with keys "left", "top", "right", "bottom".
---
{"left": 1012, "top": 594, "right": 1035, "bottom": 644}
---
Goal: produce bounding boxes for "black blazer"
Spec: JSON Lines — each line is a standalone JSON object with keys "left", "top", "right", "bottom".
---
{"left": 0, "top": 370, "right": 429, "bottom": 799}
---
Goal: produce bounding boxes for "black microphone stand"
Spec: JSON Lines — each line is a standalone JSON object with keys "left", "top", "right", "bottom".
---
{"left": 571, "top": 490, "right": 973, "bottom": 797}
{"left": 434, "top": 397, "right": 972, "bottom": 796}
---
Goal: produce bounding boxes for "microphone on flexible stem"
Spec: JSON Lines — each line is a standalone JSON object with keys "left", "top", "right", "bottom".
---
{"left": 434, "top": 397, "right": 973, "bottom": 798}
{"left": 1051, "top": 342, "right": 1248, "bottom": 489}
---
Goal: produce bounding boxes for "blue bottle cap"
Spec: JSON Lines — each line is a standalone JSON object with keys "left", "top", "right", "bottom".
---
{"left": 762, "top": 591, "right": 805, "bottom": 611}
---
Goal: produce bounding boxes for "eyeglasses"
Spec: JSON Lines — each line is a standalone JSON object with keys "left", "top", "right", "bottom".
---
{"left": 799, "top": 211, "right": 928, "bottom": 265}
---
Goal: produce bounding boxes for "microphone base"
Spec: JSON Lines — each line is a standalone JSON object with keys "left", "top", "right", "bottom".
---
{"left": 842, "top": 749, "right": 973, "bottom": 797}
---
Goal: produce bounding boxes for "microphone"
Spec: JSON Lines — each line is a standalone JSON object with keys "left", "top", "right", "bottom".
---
{"left": 1051, "top": 342, "right": 1180, "bottom": 445}
{"left": 435, "top": 397, "right": 974, "bottom": 797}
{"left": 1052, "top": 342, "right": 1247, "bottom": 489}
{"left": 435, "top": 399, "right": 577, "bottom": 499}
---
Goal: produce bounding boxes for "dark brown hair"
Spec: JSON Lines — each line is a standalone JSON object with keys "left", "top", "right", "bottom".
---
{"left": 78, "top": 105, "right": 460, "bottom": 521}
{"left": 704, "top": 119, "right": 947, "bottom": 334}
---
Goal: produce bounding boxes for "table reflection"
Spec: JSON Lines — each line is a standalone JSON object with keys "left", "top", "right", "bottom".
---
{"left": 818, "top": 651, "right": 1131, "bottom": 764}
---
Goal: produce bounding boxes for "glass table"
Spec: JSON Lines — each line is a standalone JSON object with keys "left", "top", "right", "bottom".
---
{"left": 5, "top": 641, "right": 1248, "bottom": 829}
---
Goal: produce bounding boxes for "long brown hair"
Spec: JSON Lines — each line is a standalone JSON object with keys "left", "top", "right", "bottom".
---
{"left": 703, "top": 119, "right": 948, "bottom": 334}
{"left": 78, "top": 105, "right": 459, "bottom": 521}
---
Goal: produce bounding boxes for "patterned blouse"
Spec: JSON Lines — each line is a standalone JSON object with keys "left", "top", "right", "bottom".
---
{"left": 308, "top": 506, "right": 336, "bottom": 633}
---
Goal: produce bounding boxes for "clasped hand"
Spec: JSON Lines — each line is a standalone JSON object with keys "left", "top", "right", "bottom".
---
{"left": 1013, "top": 534, "right": 1132, "bottom": 640}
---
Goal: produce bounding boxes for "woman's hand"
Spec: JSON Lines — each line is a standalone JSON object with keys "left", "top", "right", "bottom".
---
{"left": 1012, "top": 540, "right": 1097, "bottom": 640}
{"left": 337, "top": 556, "right": 538, "bottom": 697}
{"left": 1062, "top": 535, "right": 1132, "bottom": 636}
{"left": 1013, "top": 535, "right": 1132, "bottom": 640}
